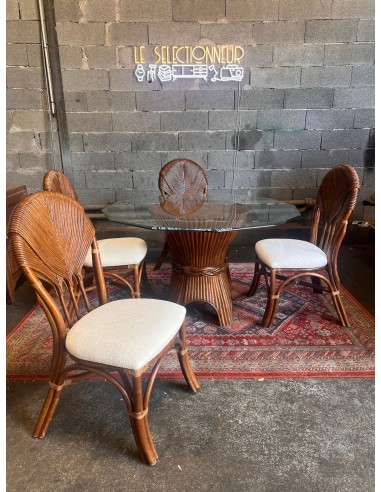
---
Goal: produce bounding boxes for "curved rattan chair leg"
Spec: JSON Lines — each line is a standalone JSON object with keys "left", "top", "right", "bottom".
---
{"left": 133, "top": 264, "right": 141, "bottom": 298}
{"left": 129, "top": 376, "right": 158, "bottom": 465}
{"left": 129, "top": 414, "right": 158, "bottom": 465}
{"left": 142, "top": 414, "right": 158, "bottom": 461}
{"left": 33, "top": 385, "right": 63, "bottom": 438}
{"left": 173, "top": 324, "right": 199, "bottom": 391}
{"left": 326, "top": 269, "right": 350, "bottom": 327}
{"left": 247, "top": 261, "right": 262, "bottom": 297}
{"left": 153, "top": 240, "right": 170, "bottom": 271}
{"left": 265, "top": 295, "right": 280, "bottom": 328}
{"left": 331, "top": 291, "right": 350, "bottom": 327}
{"left": 261, "top": 269, "right": 278, "bottom": 328}
{"left": 177, "top": 349, "right": 200, "bottom": 392}
{"left": 177, "top": 321, "right": 200, "bottom": 392}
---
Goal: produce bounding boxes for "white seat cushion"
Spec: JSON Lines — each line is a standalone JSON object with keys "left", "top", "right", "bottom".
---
{"left": 255, "top": 238, "right": 327, "bottom": 269}
{"left": 66, "top": 299, "right": 186, "bottom": 371}
{"left": 84, "top": 237, "right": 147, "bottom": 268}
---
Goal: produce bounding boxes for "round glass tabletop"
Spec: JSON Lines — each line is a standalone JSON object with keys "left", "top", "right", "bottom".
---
{"left": 102, "top": 190, "right": 300, "bottom": 232}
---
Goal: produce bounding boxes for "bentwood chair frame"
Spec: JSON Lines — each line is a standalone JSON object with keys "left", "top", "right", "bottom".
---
{"left": 43, "top": 170, "right": 146, "bottom": 299}
{"left": 154, "top": 158, "right": 208, "bottom": 271}
{"left": 8, "top": 191, "right": 199, "bottom": 465}
{"left": 247, "top": 164, "right": 360, "bottom": 328}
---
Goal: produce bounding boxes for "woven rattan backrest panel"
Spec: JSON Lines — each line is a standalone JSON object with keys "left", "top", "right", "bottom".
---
{"left": 43, "top": 170, "right": 79, "bottom": 202}
{"left": 158, "top": 159, "right": 208, "bottom": 215}
{"left": 311, "top": 164, "right": 360, "bottom": 251}
{"left": 159, "top": 159, "right": 208, "bottom": 196}
{"left": 317, "top": 164, "right": 360, "bottom": 223}
{"left": 9, "top": 191, "right": 95, "bottom": 288}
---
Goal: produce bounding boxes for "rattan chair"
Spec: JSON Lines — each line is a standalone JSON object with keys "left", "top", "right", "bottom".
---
{"left": 154, "top": 158, "right": 208, "bottom": 270}
{"left": 247, "top": 164, "right": 360, "bottom": 328}
{"left": 43, "top": 170, "right": 147, "bottom": 298}
{"left": 8, "top": 191, "right": 199, "bottom": 466}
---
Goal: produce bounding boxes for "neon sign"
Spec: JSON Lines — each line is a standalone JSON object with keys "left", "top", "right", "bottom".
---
{"left": 133, "top": 45, "right": 245, "bottom": 83}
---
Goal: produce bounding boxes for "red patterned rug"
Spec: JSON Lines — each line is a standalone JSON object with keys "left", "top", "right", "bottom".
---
{"left": 7, "top": 263, "right": 374, "bottom": 380}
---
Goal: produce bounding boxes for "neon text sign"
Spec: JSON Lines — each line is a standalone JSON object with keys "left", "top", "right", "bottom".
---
{"left": 133, "top": 45, "right": 245, "bottom": 83}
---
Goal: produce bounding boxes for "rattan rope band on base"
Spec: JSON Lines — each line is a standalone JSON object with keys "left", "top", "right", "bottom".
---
{"left": 172, "top": 262, "right": 227, "bottom": 277}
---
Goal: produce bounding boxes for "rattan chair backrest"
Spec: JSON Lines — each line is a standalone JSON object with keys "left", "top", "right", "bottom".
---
{"left": 8, "top": 191, "right": 107, "bottom": 331}
{"left": 158, "top": 159, "right": 208, "bottom": 215}
{"left": 43, "top": 170, "right": 79, "bottom": 202}
{"left": 159, "top": 159, "right": 208, "bottom": 196}
{"left": 310, "top": 164, "right": 360, "bottom": 257}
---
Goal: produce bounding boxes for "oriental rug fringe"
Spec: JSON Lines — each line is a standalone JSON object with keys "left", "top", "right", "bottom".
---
{"left": 6, "top": 263, "right": 374, "bottom": 380}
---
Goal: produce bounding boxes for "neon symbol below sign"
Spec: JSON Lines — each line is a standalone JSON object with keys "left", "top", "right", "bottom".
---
{"left": 134, "top": 64, "right": 244, "bottom": 83}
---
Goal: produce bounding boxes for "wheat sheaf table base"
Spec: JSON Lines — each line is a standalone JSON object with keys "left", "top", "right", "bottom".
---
{"left": 166, "top": 230, "right": 237, "bottom": 326}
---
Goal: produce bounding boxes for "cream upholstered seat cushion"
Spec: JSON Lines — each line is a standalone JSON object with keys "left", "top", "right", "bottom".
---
{"left": 84, "top": 237, "right": 147, "bottom": 268}
{"left": 66, "top": 299, "right": 186, "bottom": 371}
{"left": 255, "top": 238, "right": 327, "bottom": 269}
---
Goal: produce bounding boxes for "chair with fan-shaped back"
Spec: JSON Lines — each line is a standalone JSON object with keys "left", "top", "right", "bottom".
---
{"left": 154, "top": 159, "right": 208, "bottom": 270}
{"left": 43, "top": 170, "right": 147, "bottom": 298}
{"left": 247, "top": 164, "right": 360, "bottom": 328}
{"left": 8, "top": 191, "right": 199, "bottom": 465}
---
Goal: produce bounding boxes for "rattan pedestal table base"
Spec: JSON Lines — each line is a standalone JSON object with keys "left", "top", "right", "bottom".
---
{"left": 166, "top": 230, "right": 237, "bottom": 327}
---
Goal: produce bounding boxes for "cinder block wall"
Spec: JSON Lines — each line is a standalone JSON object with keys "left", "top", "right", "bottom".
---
{"left": 6, "top": 0, "right": 375, "bottom": 218}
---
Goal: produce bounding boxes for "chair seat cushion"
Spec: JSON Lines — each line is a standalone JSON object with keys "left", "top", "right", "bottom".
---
{"left": 65, "top": 299, "right": 186, "bottom": 371}
{"left": 255, "top": 238, "right": 327, "bottom": 269}
{"left": 84, "top": 237, "right": 147, "bottom": 267}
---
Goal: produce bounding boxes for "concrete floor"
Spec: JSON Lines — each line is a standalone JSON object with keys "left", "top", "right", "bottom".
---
{"left": 6, "top": 223, "right": 375, "bottom": 491}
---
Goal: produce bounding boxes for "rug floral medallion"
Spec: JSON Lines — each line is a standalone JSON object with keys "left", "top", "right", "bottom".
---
{"left": 7, "top": 263, "right": 374, "bottom": 380}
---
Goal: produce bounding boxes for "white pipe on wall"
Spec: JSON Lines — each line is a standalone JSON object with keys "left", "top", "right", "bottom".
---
{"left": 38, "top": 0, "right": 56, "bottom": 115}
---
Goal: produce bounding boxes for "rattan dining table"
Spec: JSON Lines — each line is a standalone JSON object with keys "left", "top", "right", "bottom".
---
{"left": 102, "top": 190, "right": 300, "bottom": 327}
